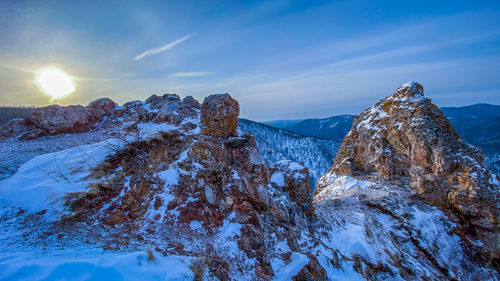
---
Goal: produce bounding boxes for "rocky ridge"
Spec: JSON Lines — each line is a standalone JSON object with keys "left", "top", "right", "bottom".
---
{"left": 0, "top": 84, "right": 499, "bottom": 280}
{"left": 0, "top": 93, "right": 321, "bottom": 280}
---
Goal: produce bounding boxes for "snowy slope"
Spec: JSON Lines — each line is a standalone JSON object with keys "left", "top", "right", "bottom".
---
{"left": 0, "top": 248, "right": 195, "bottom": 281}
{"left": 0, "top": 139, "right": 122, "bottom": 220}
{"left": 313, "top": 173, "right": 497, "bottom": 280}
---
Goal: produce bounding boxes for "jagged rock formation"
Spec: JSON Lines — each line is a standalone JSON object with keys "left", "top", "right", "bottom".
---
{"left": 1, "top": 84, "right": 499, "bottom": 280}
{"left": 263, "top": 104, "right": 500, "bottom": 176}
{"left": 319, "top": 81, "right": 500, "bottom": 267}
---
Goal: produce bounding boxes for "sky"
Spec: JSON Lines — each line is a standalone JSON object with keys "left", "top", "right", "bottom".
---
{"left": 1, "top": 0, "right": 500, "bottom": 121}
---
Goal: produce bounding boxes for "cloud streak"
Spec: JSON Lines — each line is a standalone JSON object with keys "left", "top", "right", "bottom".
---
{"left": 172, "top": 71, "right": 213, "bottom": 77}
{"left": 133, "top": 34, "right": 192, "bottom": 61}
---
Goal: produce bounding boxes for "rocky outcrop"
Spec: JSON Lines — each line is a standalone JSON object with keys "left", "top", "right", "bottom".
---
{"left": 0, "top": 118, "right": 31, "bottom": 139}
{"left": 27, "top": 104, "right": 93, "bottom": 135}
{"left": 120, "top": 93, "right": 200, "bottom": 130}
{"left": 269, "top": 160, "right": 314, "bottom": 216}
{"left": 319, "top": 81, "right": 500, "bottom": 265}
{"left": 0, "top": 93, "right": 204, "bottom": 141}
{"left": 63, "top": 93, "right": 316, "bottom": 279}
{"left": 0, "top": 98, "right": 119, "bottom": 140}
{"left": 87, "top": 98, "right": 117, "bottom": 120}
{"left": 201, "top": 94, "right": 239, "bottom": 138}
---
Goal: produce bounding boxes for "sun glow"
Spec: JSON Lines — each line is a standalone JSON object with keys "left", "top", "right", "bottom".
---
{"left": 35, "top": 67, "right": 75, "bottom": 100}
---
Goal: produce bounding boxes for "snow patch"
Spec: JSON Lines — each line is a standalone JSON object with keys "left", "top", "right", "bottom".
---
{"left": 0, "top": 248, "right": 194, "bottom": 281}
{"left": 0, "top": 139, "right": 124, "bottom": 220}
{"left": 272, "top": 252, "right": 309, "bottom": 281}
{"left": 271, "top": 172, "right": 285, "bottom": 186}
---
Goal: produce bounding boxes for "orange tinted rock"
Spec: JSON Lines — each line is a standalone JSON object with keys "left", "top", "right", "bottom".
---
{"left": 321, "top": 81, "right": 500, "bottom": 263}
{"left": 28, "top": 104, "right": 92, "bottom": 135}
{"left": 201, "top": 94, "right": 239, "bottom": 138}
{"left": 87, "top": 97, "right": 117, "bottom": 119}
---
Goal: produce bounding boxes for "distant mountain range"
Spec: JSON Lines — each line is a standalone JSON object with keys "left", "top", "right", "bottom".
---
{"left": 263, "top": 103, "right": 500, "bottom": 174}
{"left": 265, "top": 114, "right": 355, "bottom": 141}
{"left": 440, "top": 103, "right": 500, "bottom": 120}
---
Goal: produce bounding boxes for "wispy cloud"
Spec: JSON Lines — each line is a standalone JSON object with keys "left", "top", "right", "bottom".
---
{"left": 172, "top": 71, "right": 213, "bottom": 77}
{"left": 133, "top": 34, "right": 193, "bottom": 61}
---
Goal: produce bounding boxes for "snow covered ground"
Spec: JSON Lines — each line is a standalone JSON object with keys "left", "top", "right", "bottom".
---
{"left": 0, "top": 248, "right": 195, "bottom": 281}
{"left": 0, "top": 119, "right": 210, "bottom": 281}
{"left": 0, "top": 139, "right": 124, "bottom": 220}
{"left": 0, "top": 129, "right": 119, "bottom": 180}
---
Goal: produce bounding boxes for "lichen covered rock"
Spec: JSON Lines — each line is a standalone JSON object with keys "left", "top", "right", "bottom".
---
{"left": 320, "top": 81, "right": 500, "bottom": 264}
{"left": 201, "top": 94, "right": 239, "bottom": 138}
{"left": 87, "top": 97, "right": 117, "bottom": 119}
{"left": 27, "top": 104, "right": 92, "bottom": 135}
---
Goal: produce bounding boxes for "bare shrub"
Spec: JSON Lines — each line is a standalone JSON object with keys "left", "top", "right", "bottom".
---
{"left": 189, "top": 258, "right": 207, "bottom": 281}
{"left": 146, "top": 248, "right": 155, "bottom": 262}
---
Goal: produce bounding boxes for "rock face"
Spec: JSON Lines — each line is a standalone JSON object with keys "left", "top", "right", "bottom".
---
{"left": 321, "top": 81, "right": 500, "bottom": 264}
{"left": 201, "top": 94, "right": 239, "bottom": 138}
{"left": 269, "top": 160, "right": 314, "bottom": 216}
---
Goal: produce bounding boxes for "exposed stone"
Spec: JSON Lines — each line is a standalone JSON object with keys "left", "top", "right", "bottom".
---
{"left": 87, "top": 98, "right": 117, "bottom": 120}
{"left": 145, "top": 94, "right": 163, "bottom": 106}
{"left": 201, "top": 94, "right": 239, "bottom": 138}
{"left": 27, "top": 104, "right": 92, "bottom": 135}
{"left": 2, "top": 92, "right": 204, "bottom": 141}
{"left": 270, "top": 160, "right": 314, "bottom": 216}
{"left": 18, "top": 128, "right": 48, "bottom": 141}
{"left": 0, "top": 118, "right": 30, "bottom": 139}
{"left": 182, "top": 96, "right": 201, "bottom": 109}
{"left": 292, "top": 255, "right": 328, "bottom": 281}
{"left": 146, "top": 93, "right": 180, "bottom": 108}
{"left": 320, "top": 81, "right": 500, "bottom": 264}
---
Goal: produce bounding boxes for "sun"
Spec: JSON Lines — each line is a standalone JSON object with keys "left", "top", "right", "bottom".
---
{"left": 35, "top": 67, "right": 75, "bottom": 100}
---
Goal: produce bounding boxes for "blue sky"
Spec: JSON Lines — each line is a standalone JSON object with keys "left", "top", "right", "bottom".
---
{"left": 1, "top": 0, "right": 500, "bottom": 120}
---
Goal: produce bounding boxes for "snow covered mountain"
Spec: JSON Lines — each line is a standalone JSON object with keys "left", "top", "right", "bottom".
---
{"left": 238, "top": 119, "right": 340, "bottom": 185}
{"left": 0, "top": 83, "right": 498, "bottom": 280}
